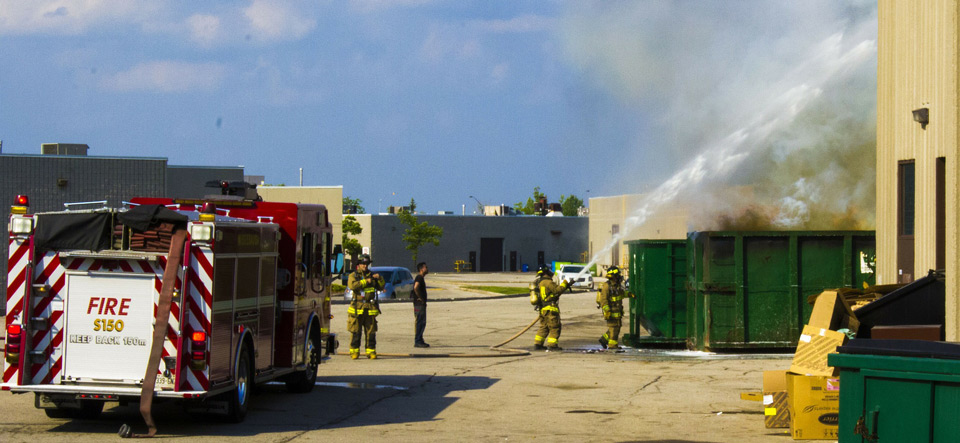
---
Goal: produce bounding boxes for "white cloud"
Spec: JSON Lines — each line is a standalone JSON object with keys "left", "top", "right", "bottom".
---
{"left": 490, "top": 62, "right": 509, "bottom": 84}
{"left": 0, "top": 1, "right": 162, "bottom": 35}
{"left": 187, "top": 14, "right": 221, "bottom": 47}
{"left": 243, "top": 0, "right": 316, "bottom": 42}
{"left": 99, "top": 61, "right": 227, "bottom": 93}
{"left": 349, "top": 0, "right": 434, "bottom": 14}
{"left": 469, "top": 15, "right": 554, "bottom": 34}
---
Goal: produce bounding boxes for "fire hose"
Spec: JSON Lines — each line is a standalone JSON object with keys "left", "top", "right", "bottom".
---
{"left": 353, "top": 280, "right": 579, "bottom": 358}
{"left": 335, "top": 315, "right": 539, "bottom": 359}
{"left": 119, "top": 229, "right": 187, "bottom": 438}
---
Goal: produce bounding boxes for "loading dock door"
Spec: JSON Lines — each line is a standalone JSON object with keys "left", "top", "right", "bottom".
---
{"left": 480, "top": 238, "right": 504, "bottom": 272}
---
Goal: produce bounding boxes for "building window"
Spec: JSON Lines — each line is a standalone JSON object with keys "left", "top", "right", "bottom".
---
{"left": 897, "top": 160, "right": 915, "bottom": 283}
{"left": 936, "top": 157, "right": 945, "bottom": 270}
{"left": 898, "top": 161, "right": 915, "bottom": 236}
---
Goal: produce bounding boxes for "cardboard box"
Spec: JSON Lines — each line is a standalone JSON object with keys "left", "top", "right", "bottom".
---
{"left": 790, "top": 325, "right": 847, "bottom": 376}
{"left": 786, "top": 373, "right": 839, "bottom": 440}
{"left": 762, "top": 370, "right": 790, "bottom": 428}
{"left": 807, "top": 290, "right": 859, "bottom": 332}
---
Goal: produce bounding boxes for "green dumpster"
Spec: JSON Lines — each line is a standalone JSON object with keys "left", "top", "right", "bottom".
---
{"left": 624, "top": 240, "right": 687, "bottom": 347}
{"left": 686, "top": 230, "right": 875, "bottom": 351}
{"left": 828, "top": 340, "right": 960, "bottom": 443}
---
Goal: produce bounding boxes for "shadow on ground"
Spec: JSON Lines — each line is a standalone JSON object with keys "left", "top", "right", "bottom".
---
{"left": 45, "top": 374, "right": 498, "bottom": 438}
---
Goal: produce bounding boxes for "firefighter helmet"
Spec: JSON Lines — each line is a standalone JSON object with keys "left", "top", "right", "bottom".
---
{"left": 606, "top": 266, "right": 621, "bottom": 279}
{"left": 537, "top": 265, "right": 553, "bottom": 277}
{"left": 358, "top": 254, "right": 372, "bottom": 265}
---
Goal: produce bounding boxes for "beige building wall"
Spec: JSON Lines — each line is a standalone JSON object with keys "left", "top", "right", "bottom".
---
{"left": 350, "top": 214, "right": 373, "bottom": 255}
{"left": 877, "top": 0, "right": 960, "bottom": 339}
{"left": 258, "top": 186, "right": 344, "bottom": 245}
{"left": 588, "top": 194, "right": 688, "bottom": 271}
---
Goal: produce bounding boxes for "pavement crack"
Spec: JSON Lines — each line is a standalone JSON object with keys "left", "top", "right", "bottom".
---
{"left": 640, "top": 375, "right": 662, "bottom": 392}
{"left": 451, "top": 355, "right": 530, "bottom": 376}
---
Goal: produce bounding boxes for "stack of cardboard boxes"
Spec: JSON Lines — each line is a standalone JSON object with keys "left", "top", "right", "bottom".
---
{"left": 762, "top": 290, "right": 859, "bottom": 440}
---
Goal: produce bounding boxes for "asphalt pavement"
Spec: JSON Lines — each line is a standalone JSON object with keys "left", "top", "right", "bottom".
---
{"left": 0, "top": 272, "right": 793, "bottom": 442}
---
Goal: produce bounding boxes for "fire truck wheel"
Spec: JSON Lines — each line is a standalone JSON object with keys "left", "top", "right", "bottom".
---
{"left": 286, "top": 331, "right": 320, "bottom": 393}
{"left": 225, "top": 347, "right": 252, "bottom": 423}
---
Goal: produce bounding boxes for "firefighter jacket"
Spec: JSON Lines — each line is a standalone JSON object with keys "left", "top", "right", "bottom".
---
{"left": 598, "top": 280, "right": 633, "bottom": 320}
{"left": 347, "top": 269, "right": 385, "bottom": 316}
{"left": 536, "top": 278, "right": 570, "bottom": 314}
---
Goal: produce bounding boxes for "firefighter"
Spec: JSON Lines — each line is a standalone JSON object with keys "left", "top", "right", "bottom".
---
{"left": 597, "top": 266, "right": 634, "bottom": 349}
{"left": 347, "top": 254, "right": 385, "bottom": 359}
{"left": 531, "top": 265, "right": 573, "bottom": 351}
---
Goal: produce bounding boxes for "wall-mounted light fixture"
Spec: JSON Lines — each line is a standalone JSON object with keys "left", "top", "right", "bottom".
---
{"left": 912, "top": 107, "right": 929, "bottom": 129}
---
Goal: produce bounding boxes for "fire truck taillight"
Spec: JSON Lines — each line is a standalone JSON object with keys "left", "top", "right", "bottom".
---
{"left": 11, "top": 195, "right": 28, "bottom": 215}
{"left": 5, "top": 324, "right": 22, "bottom": 364}
{"left": 190, "top": 331, "right": 207, "bottom": 371}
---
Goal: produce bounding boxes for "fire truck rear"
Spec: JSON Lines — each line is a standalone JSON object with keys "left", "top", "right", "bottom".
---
{"left": 3, "top": 185, "right": 339, "bottom": 424}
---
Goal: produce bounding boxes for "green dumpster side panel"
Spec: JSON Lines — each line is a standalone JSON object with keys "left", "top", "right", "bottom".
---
{"left": 864, "top": 377, "right": 931, "bottom": 442}
{"left": 687, "top": 231, "right": 875, "bottom": 351}
{"left": 829, "top": 353, "right": 960, "bottom": 443}
{"left": 744, "top": 237, "right": 791, "bottom": 344}
{"left": 626, "top": 240, "right": 686, "bottom": 345}
{"left": 933, "top": 383, "right": 960, "bottom": 441}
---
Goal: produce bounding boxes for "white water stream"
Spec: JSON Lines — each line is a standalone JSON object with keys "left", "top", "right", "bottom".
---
{"left": 576, "top": 34, "right": 876, "bottom": 280}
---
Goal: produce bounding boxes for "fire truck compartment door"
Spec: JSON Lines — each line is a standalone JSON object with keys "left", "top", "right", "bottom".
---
{"left": 62, "top": 272, "right": 156, "bottom": 383}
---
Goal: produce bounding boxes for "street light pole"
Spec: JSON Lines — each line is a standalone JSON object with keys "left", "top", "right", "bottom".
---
{"left": 468, "top": 195, "right": 484, "bottom": 215}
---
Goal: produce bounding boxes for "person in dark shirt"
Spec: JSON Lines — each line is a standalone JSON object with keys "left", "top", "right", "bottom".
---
{"left": 412, "top": 262, "right": 430, "bottom": 348}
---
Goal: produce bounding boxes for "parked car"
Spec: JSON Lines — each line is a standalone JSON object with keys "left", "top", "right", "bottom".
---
{"left": 344, "top": 266, "right": 416, "bottom": 300}
{"left": 554, "top": 264, "right": 594, "bottom": 291}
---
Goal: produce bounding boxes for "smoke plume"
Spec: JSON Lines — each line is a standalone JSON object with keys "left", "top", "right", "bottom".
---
{"left": 560, "top": 1, "right": 877, "bottom": 234}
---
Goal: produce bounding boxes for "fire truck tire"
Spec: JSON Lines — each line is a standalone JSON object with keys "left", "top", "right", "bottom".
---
{"left": 225, "top": 347, "right": 253, "bottom": 423}
{"left": 286, "top": 330, "right": 320, "bottom": 393}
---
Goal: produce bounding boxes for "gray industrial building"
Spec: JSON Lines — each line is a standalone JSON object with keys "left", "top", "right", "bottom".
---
{"left": 166, "top": 165, "right": 245, "bottom": 199}
{"left": 1, "top": 144, "right": 245, "bottom": 298}
{"left": 355, "top": 214, "right": 588, "bottom": 272}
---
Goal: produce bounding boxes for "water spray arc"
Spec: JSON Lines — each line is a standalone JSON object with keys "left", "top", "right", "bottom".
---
{"left": 575, "top": 34, "right": 876, "bottom": 280}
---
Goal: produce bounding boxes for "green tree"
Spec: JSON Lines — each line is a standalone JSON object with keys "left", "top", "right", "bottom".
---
{"left": 513, "top": 186, "right": 546, "bottom": 215}
{"left": 559, "top": 194, "right": 585, "bottom": 216}
{"left": 341, "top": 215, "right": 363, "bottom": 258}
{"left": 409, "top": 198, "right": 417, "bottom": 214}
{"left": 397, "top": 211, "right": 443, "bottom": 264}
{"left": 342, "top": 196, "right": 365, "bottom": 214}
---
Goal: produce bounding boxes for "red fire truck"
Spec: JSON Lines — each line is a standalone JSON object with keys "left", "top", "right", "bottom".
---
{"left": 3, "top": 183, "right": 339, "bottom": 427}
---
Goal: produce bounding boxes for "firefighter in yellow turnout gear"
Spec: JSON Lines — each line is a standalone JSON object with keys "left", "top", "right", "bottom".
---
{"left": 347, "top": 254, "right": 385, "bottom": 359}
{"left": 597, "top": 266, "right": 634, "bottom": 349}
{"left": 530, "top": 265, "right": 572, "bottom": 351}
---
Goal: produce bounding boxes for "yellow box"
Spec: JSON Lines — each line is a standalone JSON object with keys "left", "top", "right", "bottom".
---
{"left": 786, "top": 372, "right": 840, "bottom": 440}
{"left": 762, "top": 370, "right": 790, "bottom": 428}
{"left": 807, "top": 290, "right": 859, "bottom": 332}
{"left": 789, "top": 325, "right": 847, "bottom": 376}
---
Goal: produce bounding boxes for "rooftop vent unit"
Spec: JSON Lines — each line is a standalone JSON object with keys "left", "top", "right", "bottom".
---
{"left": 41, "top": 143, "right": 89, "bottom": 156}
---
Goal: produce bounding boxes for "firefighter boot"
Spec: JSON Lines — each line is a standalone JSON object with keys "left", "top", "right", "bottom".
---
{"left": 598, "top": 336, "right": 608, "bottom": 349}
{"left": 534, "top": 343, "right": 547, "bottom": 351}
{"left": 367, "top": 350, "right": 377, "bottom": 360}
{"left": 350, "top": 349, "right": 360, "bottom": 360}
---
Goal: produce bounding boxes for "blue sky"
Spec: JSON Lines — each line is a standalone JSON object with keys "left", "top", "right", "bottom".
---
{"left": 0, "top": 1, "right": 877, "bottom": 217}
